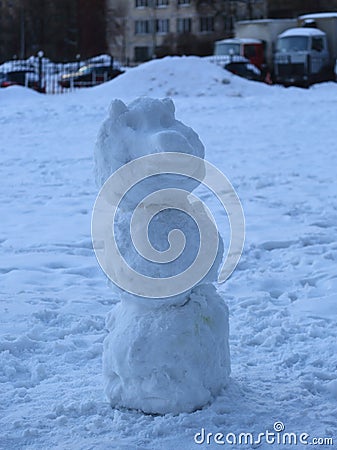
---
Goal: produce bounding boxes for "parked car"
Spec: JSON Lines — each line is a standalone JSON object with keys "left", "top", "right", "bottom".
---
{"left": 59, "top": 64, "right": 124, "bottom": 88}
{"left": 224, "top": 59, "right": 263, "bottom": 81}
{"left": 0, "top": 70, "right": 44, "bottom": 92}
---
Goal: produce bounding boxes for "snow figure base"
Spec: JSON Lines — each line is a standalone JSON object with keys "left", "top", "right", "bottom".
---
{"left": 103, "top": 285, "right": 230, "bottom": 415}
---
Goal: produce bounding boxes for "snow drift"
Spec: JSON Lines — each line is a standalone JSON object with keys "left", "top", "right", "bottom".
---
{"left": 92, "top": 55, "right": 271, "bottom": 99}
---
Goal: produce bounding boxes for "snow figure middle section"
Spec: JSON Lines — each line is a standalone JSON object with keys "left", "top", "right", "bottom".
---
{"left": 93, "top": 97, "right": 244, "bottom": 414}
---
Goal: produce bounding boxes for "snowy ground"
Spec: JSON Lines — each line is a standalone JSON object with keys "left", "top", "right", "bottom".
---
{"left": 1, "top": 56, "right": 337, "bottom": 449}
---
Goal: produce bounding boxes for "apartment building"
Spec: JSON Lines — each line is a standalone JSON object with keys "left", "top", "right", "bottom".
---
{"left": 106, "top": 0, "right": 267, "bottom": 64}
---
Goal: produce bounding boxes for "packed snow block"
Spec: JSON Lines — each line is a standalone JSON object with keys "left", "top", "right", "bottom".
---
{"left": 103, "top": 285, "right": 230, "bottom": 415}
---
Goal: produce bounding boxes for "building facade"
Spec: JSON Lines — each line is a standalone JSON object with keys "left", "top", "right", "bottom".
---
{"left": 106, "top": 0, "right": 267, "bottom": 64}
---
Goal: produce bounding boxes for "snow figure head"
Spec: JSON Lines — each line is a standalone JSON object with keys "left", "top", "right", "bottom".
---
{"left": 95, "top": 97, "right": 205, "bottom": 194}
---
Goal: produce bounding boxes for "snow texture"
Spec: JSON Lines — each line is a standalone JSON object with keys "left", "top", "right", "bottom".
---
{"left": 94, "top": 97, "right": 205, "bottom": 192}
{"left": 1, "top": 56, "right": 337, "bottom": 449}
{"left": 103, "top": 285, "right": 230, "bottom": 415}
{"left": 95, "top": 96, "right": 230, "bottom": 413}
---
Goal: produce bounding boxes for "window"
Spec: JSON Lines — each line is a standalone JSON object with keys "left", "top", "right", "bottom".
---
{"left": 214, "top": 42, "right": 240, "bottom": 56}
{"left": 312, "top": 36, "right": 323, "bottom": 52}
{"left": 135, "top": 0, "right": 148, "bottom": 7}
{"left": 276, "top": 36, "right": 309, "bottom": 52}
{"left": 177, "top": 18, "right": 192, "bottom": 33}
{"left": 156, "top": 19, "right": 170, "bottom": 33}
{"left": 156, "top": 0, "right": 169, "bottom": 6}
{"left": 135, "top": 20, "right": 152, "bottom": 34}
{"left": 200, "top": 16, "right": 214, "bottom": 33}
{"left": 178, "top": 0, "right": 190, "bottom": 5}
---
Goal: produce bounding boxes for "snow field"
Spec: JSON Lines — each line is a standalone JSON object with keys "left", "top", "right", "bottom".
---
{"left": 0, "top": 57, "right": 336, "bottom": 449}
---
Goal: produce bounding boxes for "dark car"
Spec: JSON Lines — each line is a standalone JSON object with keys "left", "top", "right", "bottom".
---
{"left": 59, "top": 64, "right": 124, "bottom": 88}
{"left": 0, "top": 70, "right": 44, "bottom": 92}
{"left": 224, "top": 61, "right": 263, "bottom": 82}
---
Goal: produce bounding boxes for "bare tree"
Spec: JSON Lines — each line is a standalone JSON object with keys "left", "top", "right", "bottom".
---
{"left": 0, "top": 0, "right": 107, "bottom": 62}
{"left": 77, "top": 0, "right": 107, "bottom": 59}
{"left": 16, "top": 0, "right": 79, "bottom": 60}
{"left": 106, "top": 0, "right": 129, "bottom": 64}
{"left": 0, "top": 3, "right": 20, "bottom": 61}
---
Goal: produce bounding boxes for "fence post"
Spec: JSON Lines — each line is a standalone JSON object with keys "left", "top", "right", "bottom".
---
{"left": 76, "top": 54, "right": 81, "bottom": 70}
{"left": 38, "top": 50, "right": 44, "bottom": 92}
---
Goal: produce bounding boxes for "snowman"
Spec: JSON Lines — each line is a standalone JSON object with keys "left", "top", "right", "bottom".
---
{"left": 93, "top": 97, "right": 231, "bottom": 414}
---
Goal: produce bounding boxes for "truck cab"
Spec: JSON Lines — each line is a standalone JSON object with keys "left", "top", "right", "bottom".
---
{"left": 274, "top": 28, "right": 330, "bottom": 86}
{"left": 213, "top": 38, "right": 264, "bottom": 69}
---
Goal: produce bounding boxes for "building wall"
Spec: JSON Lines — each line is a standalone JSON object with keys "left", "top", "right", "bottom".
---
{"left": 106, "top": 0, "right": 267, "bottom": 64}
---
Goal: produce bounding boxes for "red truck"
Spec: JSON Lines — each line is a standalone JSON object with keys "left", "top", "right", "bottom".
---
{"left": 213, "top": 38, "right": 264, "bottom": 69}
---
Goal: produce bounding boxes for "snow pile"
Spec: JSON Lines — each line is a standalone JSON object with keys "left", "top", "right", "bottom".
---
{"left": 96, "top": 97, "right": 230, "bottom": 414}
{"left": 93, "top": 55, "right": 270, "bottom": 99}
{"left": 279, "top": 27, "right": 326, "bottom": 38}
{"left": 0, "top": 84, "right": 40, "bottom": 101}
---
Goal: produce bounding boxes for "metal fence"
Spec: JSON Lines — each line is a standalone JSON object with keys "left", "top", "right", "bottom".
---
{"left": 0, "top": 54, "right": 122, "bottom": 94}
